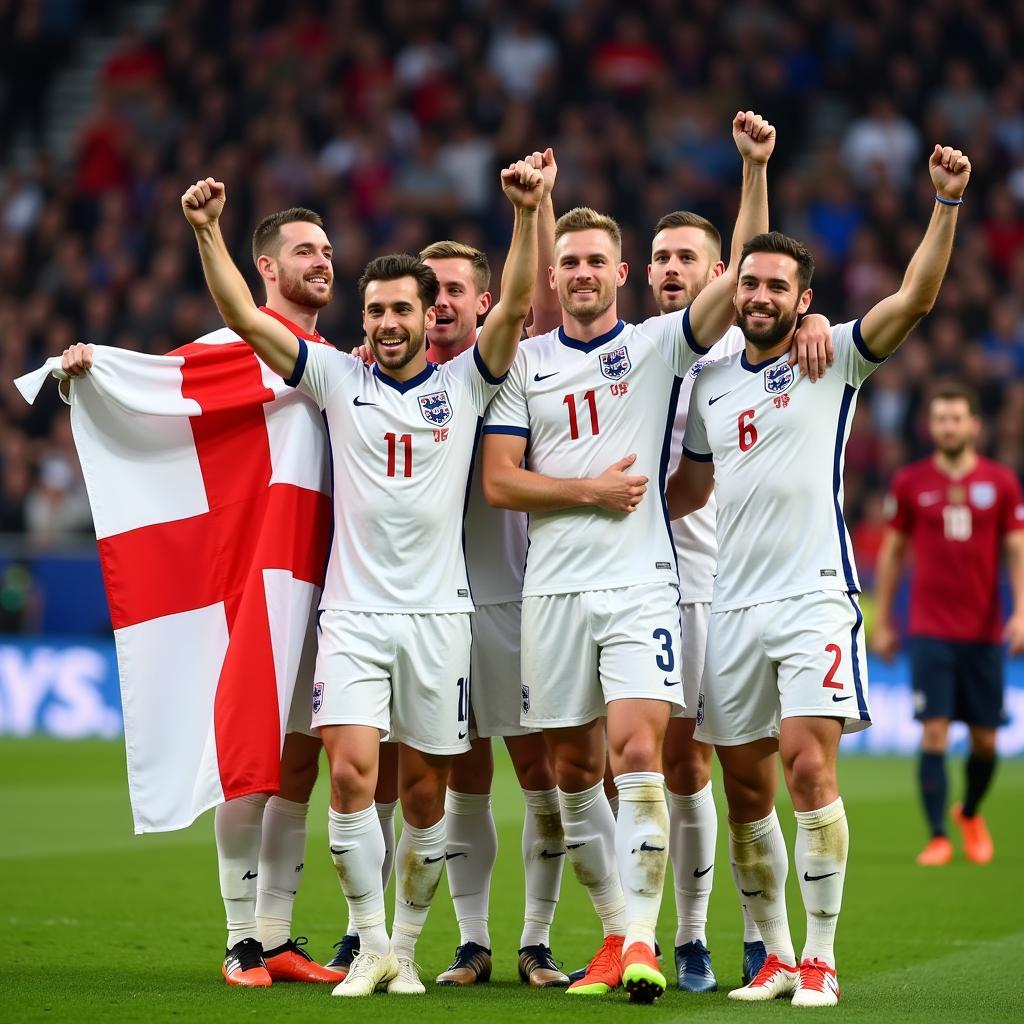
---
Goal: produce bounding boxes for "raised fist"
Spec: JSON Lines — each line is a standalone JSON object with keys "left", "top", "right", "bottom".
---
{"left": 929, "top": 145, "right": 971, "bottom": 202}
{"left": 525, "top": 148, "right": 557, "bottom": 197}
{"left": 181, "top": 177, "right": 227, "bottom": 228}
{"left": 733, "top": 110, "right": 776, "bottom": 166}
{"left": 501, "top": 159, "right": 545, "bottom": 211}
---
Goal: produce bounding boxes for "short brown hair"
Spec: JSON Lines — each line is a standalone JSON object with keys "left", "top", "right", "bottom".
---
{"left": 931, "top": 381, "right": 980, "bottom": 416}
{"left": 653, "top": 211, "right": 722, "bottom": 261}
{"left": 740, "top": 231, "right": 815, "bottom": 292}
{"left": 251, "top": 207, "right": 324, "bottom": 265}
{"left": 419, "top": 240, "right": 491, "bottom": 293}
{"left": 554, "top": 207, "right": 622, "bottom": 252}
{"left": 357, "top": 253, "right": 439, "bottom": 309}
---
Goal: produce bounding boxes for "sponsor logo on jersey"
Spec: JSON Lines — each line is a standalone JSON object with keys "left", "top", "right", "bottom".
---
{"left": 312, "top": 680, "right": 324, "bottom": 714}
{"left": 918, "top": 490, "right": 941, "bottom": 506}
{"left": 599, "top": 346, "right": 631, "bottom": 380}
{"left": 419, "top": 390, "right": 453, "bottom": 426}
{"left": 969, "top": 481, "right": 996, "bottom": 509}
{"left": 521, "top": 683, "right": 530, "bottom": 714}
{"left": 763, "top": 362, "right": 795, "bottom": 394}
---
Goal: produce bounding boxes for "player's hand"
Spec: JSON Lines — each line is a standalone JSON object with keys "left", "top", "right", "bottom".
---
{"left": 525, "top": 148, "right": 557, "bottom": 197}
{"left": 733, "top": 110, "right": 775, "bottom": 166}
{"left": 1003, "top": 613, "right": 1024, "bottom": 657}
{"left": 352, "top": 341, "right": 375, "bottom": 366}
{"left": 501, "top": 160, "right": 545, "bottom": 211}
{"left": 181, "top": 177, "right": 227, "bottom": 228}
{"left": 929, "top": 145, "right": 971, "bottom": 201}
{"left": 788, "top": 313, "right": 834, "bottom": 382}
{"left": 588, "top": 453, "right": 648, "bottom": 514}
{"left": 871, "top": 621, "right": 900, "bottom": 663}
{"left": 61, "top": 342, "right": 94, "bottom": 377}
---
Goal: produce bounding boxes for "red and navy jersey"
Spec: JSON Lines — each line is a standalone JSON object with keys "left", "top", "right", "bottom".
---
{"left": 886, "top": 456, "right": 1024, "bottom": 642}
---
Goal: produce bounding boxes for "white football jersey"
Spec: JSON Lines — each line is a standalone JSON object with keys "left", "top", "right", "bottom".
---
{"left": 682, "top": 319, "right": 883, "bottom": 611}
{"left": 669, "top": 326, "right": 746, "bottom": 604}
{"left": 289, "top": 339, "right": 503, "bottom": 613}
{"left": 484, "top": 307, "right": 707, "bottom": 597}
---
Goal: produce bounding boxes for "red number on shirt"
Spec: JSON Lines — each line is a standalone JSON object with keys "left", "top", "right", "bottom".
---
{"left": 738, "top": 409, "right": 758, "bottom": 451}
{"left": 385, "top": 432, "right": 412, "bottom": 478}
{"left": 563, "top": 390, "right": 600, "bottom": 439}
{"left": 822, "top": 643, "right": 843, "bottom": 689}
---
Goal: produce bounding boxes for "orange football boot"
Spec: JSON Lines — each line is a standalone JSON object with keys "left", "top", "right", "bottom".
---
{"left": 915, "top": 835, "right": 954, "bottom": 866}
{"left": 622, "top": 941, "right": 666, "bottom": 1004}
{"left": 952, "top": 804, "right": 994, "bottom": 864}
{"left": 222, "top": 937, "right": 272, "bottom": 987}
{"left": 566, "top": 934, "right": 624, "bottom": 995}
{"left": 264, "top": 937, "right": 342, "bottom": 982}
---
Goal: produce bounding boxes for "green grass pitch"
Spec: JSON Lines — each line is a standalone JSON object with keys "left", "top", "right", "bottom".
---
{"left": 1, "top": 740, "right": 1022, "bottom": 1022}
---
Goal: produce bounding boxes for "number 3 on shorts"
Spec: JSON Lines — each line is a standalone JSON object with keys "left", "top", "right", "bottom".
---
{"left": 652, "top": 628, "right": 675, "bottom": 673}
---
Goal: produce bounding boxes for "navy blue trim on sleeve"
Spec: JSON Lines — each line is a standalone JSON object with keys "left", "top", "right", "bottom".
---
{"left": 852, "top": 318, "right": 885, "bottom": 364}
{"left": 482, "top": 425, "right": 530, "bottom": 438}
{"left": 682, "top": 306, "right": 711, "bottom": 356}
{"left": 473, "top": 343, "right": 509, "bottom": 385}
{"left": 283, "top": 336, "right": 308, "bottom": 388}
{"left": 682, "top": 446, "right": 713, "bottom": 463}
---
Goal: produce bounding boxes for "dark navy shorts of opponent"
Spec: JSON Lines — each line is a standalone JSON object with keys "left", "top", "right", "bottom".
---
{"left": 908, "top": 636, "right": 1006, "bottom": 728}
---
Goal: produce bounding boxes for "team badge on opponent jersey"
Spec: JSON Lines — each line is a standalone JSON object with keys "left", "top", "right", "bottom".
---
{"left": 969, "top": 481, "right": 997, "bottom": 509}
{"left": 599, "top": 346, "right": 631, "bottom": 380}
{"left": 763, "top": 362, "right": 795, "bottom": 394}
{"left": 312, "top": 681, "right": 324, "bottom": 714}
{"left": 419, "top": 390, "right": 453, "bottom": 426}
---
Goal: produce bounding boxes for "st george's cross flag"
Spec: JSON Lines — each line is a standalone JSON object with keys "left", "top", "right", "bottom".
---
{"left": 15, "top": 326, "right": 332, "bottom": 833}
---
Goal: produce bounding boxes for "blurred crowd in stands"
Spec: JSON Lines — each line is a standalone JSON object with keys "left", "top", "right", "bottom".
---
{"left": 2, "top": 0, "right": 1024, "bottom": 574}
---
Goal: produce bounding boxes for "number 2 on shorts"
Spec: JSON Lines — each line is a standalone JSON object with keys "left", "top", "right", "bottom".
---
{"left": 822, "top": 643, "right": 843, "bottom": 689}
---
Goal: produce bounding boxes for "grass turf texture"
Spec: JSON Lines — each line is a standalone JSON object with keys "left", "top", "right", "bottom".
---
{"left": 1, "top": 740, "right": 1022, "bottom": 1022}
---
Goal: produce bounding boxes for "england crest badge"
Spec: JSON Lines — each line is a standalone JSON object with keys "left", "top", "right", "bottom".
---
{"left": 969, "top": 481, "right": 997, "bottom": 509}
{"left": 312, "top": 681, "right": 324, "bottom": 715}
{"left": 600, "top": 346, "right": 631, "bottom": 380}
{"left": 419, "top": 390, "right": 453, "bottom": 426}
{"left": 764, "top": 362, "right": 795, "bottom": 394}
{"left": 521, "top": 684, "right": 531, "bottom": 714}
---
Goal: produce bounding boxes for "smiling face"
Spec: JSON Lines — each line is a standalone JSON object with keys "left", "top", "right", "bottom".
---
{"left": 648, "top": 225, "right": 723, "bottom": 313}
{"left": 362, "top": 276, "right": 435, "bottom": 376}
{"left": 260, "top": 220, "right": 334, "bottom": 309}
{"left": 551, "top": 228, "right": 627, "bottom": 324}
{"left": 734, "top": 251, "right": 812, "bottom": 350}
{"left": 423, "top": 257, "right": 491, "bottom": 352}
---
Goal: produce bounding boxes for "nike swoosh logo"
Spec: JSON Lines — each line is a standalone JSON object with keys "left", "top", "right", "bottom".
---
{"left": 832, "top": 694, "right": 853, "bottom": 702}
{"left": 423, "top": 855, "right": 445, "bottom": 864}
{"left": 803, "top": 871, "right": 840, "bottom": 882}
{"left": 694, "top": 864, "right": 713, "bottom": 878}
{"left": 445, "top": 852, "right": 467, "bottom": 860}
{"left": 329, "top": 847, "right": 348, "bottom": 856}
{"left": 632, "top": 841, "right": 666, "bottom": 853}
{"left": 534, "top": 371, "right": 559, "bottom": 381}
{"left": 458, "top": 731, "right": 467, "bottom": 739}
{"left": 242, "top": 870, "right": 258, "bottom": 880}
{"left": 566, "top": 841, "right": 586, "bottom": 850}
{"left": 708, "top": 392, "right": 731, "bottom": 405}
{"left": 540, "top": 849, "right": 566, "bottom": 859}
{"left": 353, "top": 396, "right": 377, "bottom": 407}
{"left": 663, "top": 678, "right": 680, "bottom": 687}
{"left": 740, "top": 888, "right": 763, "bottom": 897}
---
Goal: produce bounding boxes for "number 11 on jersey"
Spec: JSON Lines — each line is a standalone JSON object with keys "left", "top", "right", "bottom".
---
{"left": 385, "top": 432, "right": 412, "bottom": 477}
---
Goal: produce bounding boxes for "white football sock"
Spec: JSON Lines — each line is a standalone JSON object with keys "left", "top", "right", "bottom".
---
{"left": 794, "top": 798, "right": 848, "bottom": 968}
{"left": 445, "top": 789, "right": 497, "bottom": 948}
{"left": 741, "top": 901, "right": 762, "bottom": 943}
{"left": 558, "top": 781, "right": 626, "bottom": 937}
{"left": 215, "top": 794, "right": 268, "bottom": 947}
{"left": 729, "top": 809, "right": 795, "bottom": 965}
{"left": 615, "top": 772, "right": 669, "bottom": 952}
{"left": 328, "top": 804, "right": 389, "bottom": 955}
{"left": 256, "top": 796, "right": 308, "bottom": 951}
{"left": 668, "top": 781, "right": 717, "bottom": 946}
{"left": 608, "top": 793, "right": 619, "bottom": 817}
{"left": 344, "top": 798, "right": 398, "bottom": 938}
{"left": 392, "top": 816, "right": 447, "bottom": 961}
{"left": 520, "top": 787, "right": 564, "bottom": 948}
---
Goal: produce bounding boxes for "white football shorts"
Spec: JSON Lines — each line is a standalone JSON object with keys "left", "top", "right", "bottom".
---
{"left": 311, "top": 610, "right": 473, "bottom": 755}
{"left": 470, "top": 600, "right": 535, "bottom": 739}
{"left": 520, "top": 582, "right": 684, "bottom": 729}
{"left": 673, "top": 600, "right": 711, "bottom": 721}
{"left": 695, "top": 590, "right": 872, "bottom": 746}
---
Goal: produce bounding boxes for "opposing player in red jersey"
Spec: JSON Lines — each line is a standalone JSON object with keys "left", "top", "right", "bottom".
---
{"left": 873, "top": 383, "right": 1024, "bottom": 865}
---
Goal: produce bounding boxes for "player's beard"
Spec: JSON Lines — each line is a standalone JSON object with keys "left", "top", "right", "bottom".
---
{"left": 936, "top": 438, "right": 970, "bottom": 459}
{"left": 656, "top": 283, "right": 696, "bottom": 314}
{"left": 561, "top": 281, "right": 614, "bottom": 323}
{"left": 371, "top": 328, "right": 425, "bottom": 372}
{"left": 737, "top": 304, "right": 799, "bottom": 349}
{"left": 278, "top": 266, "right": 333, "bottom": 309}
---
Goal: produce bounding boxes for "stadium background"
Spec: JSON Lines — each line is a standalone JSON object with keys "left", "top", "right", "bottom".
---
{"left": 0, "top": 2, "right": 1022, "bottom": 1021}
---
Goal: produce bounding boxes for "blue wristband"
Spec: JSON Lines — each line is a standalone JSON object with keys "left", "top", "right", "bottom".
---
{"left": 934, "top": 194, "right": 963, "bottom": 206}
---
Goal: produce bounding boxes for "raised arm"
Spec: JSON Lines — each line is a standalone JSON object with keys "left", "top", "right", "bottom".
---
{"left": 482, "top": 432, "right": 648, "bottom": 514}
{"left": 1004, "top": 531, "right": 1024, "bottom": 656}
{"left": 475, "top": 161, "right": 544, "bottom": 379}
{"left": 526, "top": 148, "right": 561, "bottom": 337}
{"left": 870, "top": 526, "right": 908, "bottom": 661}
{"left": 858, "top": 146, "right": 971, "bottom": 359}
{"left": 181, "top": 178, "right": 299, "bottom": 379}
{"left": 666, "top": 454, "right": 715, "bottom": 520}
{"left": 687, "top": 110, "right": 775, "bottom": 349}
